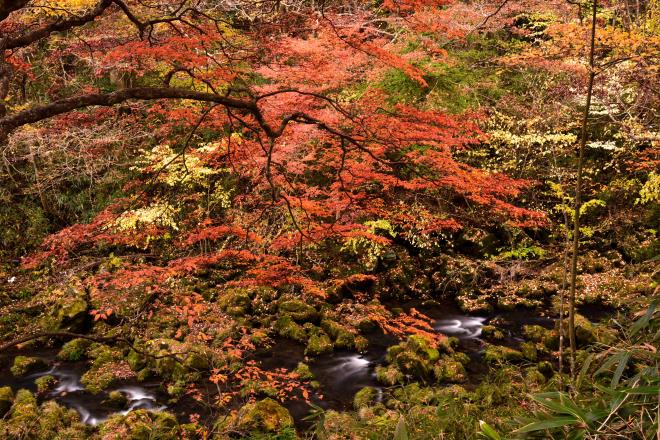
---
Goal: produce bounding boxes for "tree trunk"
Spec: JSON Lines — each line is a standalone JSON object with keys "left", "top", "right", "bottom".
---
{"left": 568, "top": 0, "right": 598, "bottom": 387}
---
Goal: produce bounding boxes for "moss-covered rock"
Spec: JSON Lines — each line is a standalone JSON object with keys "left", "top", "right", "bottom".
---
{"left": 433, "top": 358, "right": 467, "bottom": 383}
{"left": 481, "top": 325, "right": 504, "bottom": 341}
{"left": 55, "top": 292, "right": 89, "bottom": 332}
{"left": 218, "top": 288, "right": 252, "bottom": 317}
{"left": 305, "top": 328, "right": 333, "bottom": 355}
{"left": 375, "top": 365, "right": 404, "bottom": 386}
{"left": 99, "top": 410, "right": 180, "bottom": 439}
{"left": 274, "top": 315, "right": 307, "bottom": 342}
{"left": 321, "top": 319, "right": 356, "bottom": 349}
{"left": 354, "top": 335, "right": 369, "bottom": 352}
{"left": 35, "top": 375, "right": 57, "bottom": 393}
{"left": 520, "top": 342, "right": 538, "bottom": 361}
{"left": 0, "top": 386, "right": 13, "bottom": 417}
{"left": 537, "top": 360, "right": 554, "bottom": 377}
{"left": 104, "top": 390, "right": 128, "bottom": 409}
{"left": 354, "top": 386, "right": 378, "bottom": 409}
{"left": 278, "top": 300, "right": 318, "bottom": 323}
{"left": 57, "top": 338, "right": 92, "bottom": 361}
{"left": 484, "top": 345, "right": 524, "bottom": 363}
{"left": 294, "top": 362, "right": 314, "bottom": 380}
{"left": 383, "top": 335, "right": 443, "bottom": 382}
{"left": 10, "top": 355, "right": 47, "bottom": 376}
{"left": 218, "top": 398, "right": 294, "bottom": 436}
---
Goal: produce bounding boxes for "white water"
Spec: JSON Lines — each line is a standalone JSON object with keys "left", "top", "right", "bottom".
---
{"left": 434, "top": 316, "right": 486, "bottom": 339}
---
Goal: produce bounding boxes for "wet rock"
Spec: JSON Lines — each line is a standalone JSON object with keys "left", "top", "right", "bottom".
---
{"left": 354, "top": 386, "right": 377, "bottom": 409}
{"left": 10, "top": 355, "right": 47, "bottom": 376}
{"left": 278, "top": 300, "right": 318, "bottom": 323}
{"left": 104, "top": 390, "right": 128, "bottom": 409}
{"left": 57, "top": 338, "right": 92, "bottom": 361}
{"left": 0, "top": 386, "right": 13, "bottom": 417}
{"left": 484, "top": 345, "right": 524, "bottom": 363}
{"left": 35, "top": 375, "right": 57, "bottom": 394}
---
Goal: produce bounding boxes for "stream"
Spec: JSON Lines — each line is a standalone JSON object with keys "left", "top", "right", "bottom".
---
{"left": 0, "top": 307, "right": 562, "bottom": 428}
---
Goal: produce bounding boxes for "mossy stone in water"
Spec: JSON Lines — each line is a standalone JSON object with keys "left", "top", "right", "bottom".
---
{"left": 104, "top": 390, "right": 128, "bottom": 409}
{"left": 57, "top": 338, "right": 92, "bottom": 361}
{"left": 321, "top": 319, "right": 356, "bottom": 349}
{"left": 305, "top": 329, "right": 333, "bottom": 355}
{"left": 481, "top": 325, "right": 504, "bottom": 341}
{"left": 294, "top": 362, "right": 314, "bottom": 380}
{"left": 10, "top": 355, "right": 47, "bottom": 376}
{"left": 278, "top": 300, "right": 318, "bottom": 323}
{"left": 354, "top": 386, "right": 377, "bottom": 409}
{"left": 484, "top": 345, "right": 524, "bottom": 363}
{"left": 0, "top": 386, "right": 13, "bottom": 417}
{"left": 35, "top": 375, "right": 57, "bottom": 393}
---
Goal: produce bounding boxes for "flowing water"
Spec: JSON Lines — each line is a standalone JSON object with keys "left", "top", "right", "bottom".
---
{"left": 2, "top": 306, "right": 557, "bottom": 427}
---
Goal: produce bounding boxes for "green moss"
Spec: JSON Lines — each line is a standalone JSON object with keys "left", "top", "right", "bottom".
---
{"left": 274, "top": 315, "right": 307, "bottom": 342}
{"left": 35, "top": 375, "right": 57, "bottom": 393}
{"left": 484, "top": 345, "right": 524, "bottom": 363}
{"left": 11, "top": 355, "right": 47, "bottom": 376}
{"left": 55, "top": 294, "right": 88, "bottom": 332}
{"left": 375, "top": 365, "right": 404, "bottom": 386}
{"left": 354, "top": 386, "right": 377, "bottom": 409}
{"left": 294, "top": 362, "right": 314, "bottom": 380}
{"left": 57, "top": 338, "right": 92, "bottom": 361}
{"left": 218, "top": 398, "right": 294, "bottom": 435}
{"left": 218, "top": 288, "right": 252, "bottom": 317}
{"left": 321, "top": 319, "right": 356, "bottom": 349}
{"left": 520, "top": 342, "right": 538, "bottom": 361}
{"left": 278, "top": 300, "right": 318, "bottom": 322}
{"left": 104, "top": 390, "right": 128, "bottom": 409}
{"left": 481, "top": 325, "right": 504, "bottom": 341}
{"left": 305, "top": 329, "right": 333, "bottom": 355}
{"left": 433, "top": 358, "right": 467, "bottom": 383}
{"left": 99, "top": 409, "right": 180, "bottom": 439}
{"left": 0, "top": 386, "right": 13, "bottom": 417}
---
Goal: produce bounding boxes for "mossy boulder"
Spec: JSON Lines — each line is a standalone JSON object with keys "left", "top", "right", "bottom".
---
{"left": 274, "top": 315, "right": 307, "bottom": 342}
{"left": 218, "top": 288, "right": 252, "bottom": 317}
{"left": 520, "top": 342, "right": 538, "bottom": 361}
{"left": 305, "top": 328, "right": 333, "bottom": 355}
{"left": 99, "top": 409, "right": 180, "bottom": 439}
{"left": 481, "top": 325, "right": 504, "bottom": 341}
{"left": 1, "top": 390, "right": 87, "bottom": 439}
{"left": 104, "top": 390, "right": 128, "bottom": 409}
{"left": 278, "top": 300, "right": 318, "bottom": 323}
{"left": 484, "top": 345, "right": 524, "bottom": 363}
{"left": 220, "top": 398, "right": 294, "bottom": 435}
{"left": 80, "top": 344, "right": 124, "bottom": 393}
{"left": 354, "top": 386, "right": 378, "bottom": 409}
{"left": 354, "top": 336, "right": 369, "bottom": 352}
{"left": 537, "top": 360, "right": 554, "bottom": 377}
{"left": 375, "top": 365, "right": 404, "bottom": 386}
{"left": 10, "top": 355, "right": 47, "bottom": 376}
{"left": 0, "top": 386, "right": 13, "bottom": 417}
{"left": 433, "top": 358, "right": 467, "bottom": 383}
{"left": 321, "top": 319, "right": 356, "bottom": 349}
{"left": 35, "top": 375, "right": 57, "bottom": 393}
{"left": 294, "top": 362, "right": 314, "bottom": 380}
{"left": 384, "top": 335, "right": 442, "bottom": 382}
{"left": 54, "top": 292, "right": 89, "bottom": 332}
{"left": 57, "top": 338, "right": 92, "bottom": 361}
{"left": 573, "top": 314, "right": 596, "bottom": 345}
